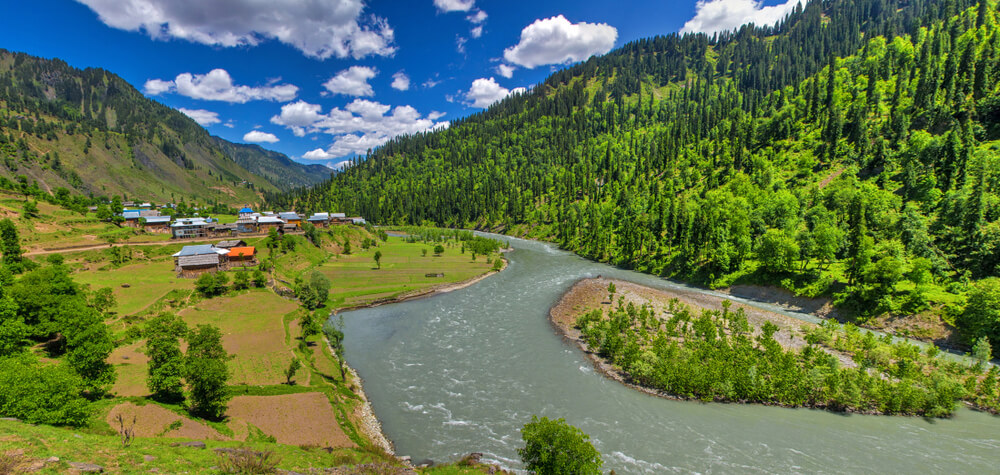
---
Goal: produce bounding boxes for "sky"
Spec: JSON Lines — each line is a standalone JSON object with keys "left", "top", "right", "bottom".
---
{"left": 0, "top": 0, "right": 801, "bottom": 168}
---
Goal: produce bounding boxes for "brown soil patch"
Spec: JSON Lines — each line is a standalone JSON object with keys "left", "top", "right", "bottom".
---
{"left": 226, "top": 393, "right": 355, "bottom": 448}
{"left": 106, "top": 403, "right": 226, "bottom": 440}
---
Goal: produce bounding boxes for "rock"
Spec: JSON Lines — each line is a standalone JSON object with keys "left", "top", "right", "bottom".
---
{"left": 72, "top": 434, "right": 82, "bottom": 439}
{"left": 414, "top": 458, "right": 433, "bottom": 467}
{"left": 143, "top": 455, "right": 156, "bottom": 462}
{"left": 45, "top": 456, "right": 60, "bottom": 463}
{"left": 68, "top": 462, "right": 104, "bottom": 472}
{"left": 170, "top": 441, "right": 206, "bottom": 449}
{"left": 0, "top": 417, "right": 20, "bottom": 422}
{"left": 399, "top": 455, "right": 411, "bottom": 462}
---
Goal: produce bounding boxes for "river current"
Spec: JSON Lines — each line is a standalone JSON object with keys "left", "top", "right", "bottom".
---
{"left": 340, "top": 235, "right": 1000, "bottom": 473}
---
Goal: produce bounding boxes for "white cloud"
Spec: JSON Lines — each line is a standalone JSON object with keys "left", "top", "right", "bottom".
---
{"left": 433, "top": 0, "right": 474, "bottom": 12}
{"left": 143, "top": 78, "right": 174, "bottom": 95}
{"left": 272, "top": 98, "right": 447, "bottom": 159}
{"left": 470, "top": 25, "right": 483, "bottom": 38}
{"left": 74, "top": 0, "right": 396, "bottom": 60}
{"left": 391, "top": 71, "right": 410, "bottom": 91}
{"left": 427, "top": 111, "right": 446, "bottom": 120}
{"left": 456, "top": 36, "right": 467, "bottom": 53}
{"left": 503, "top": 15, "right": 617, "bottom": 68}
{"left": 496, "top": 64, "right": 515, "bottom": 78}
{"left": 243, "top": 130, "right": 280, "bottom": 143}
{"left": 144, "top": 69, "right": 298, "bottom": 103}
{"left": 178, "top": 108, "right": 221, "bottom": 126}
{"left": 464, "top": 77, "right": 525, "bottom": 108}
{"left": 681, "top": 0, "right": 800, "bottom": 35}
{"left": 323, "top": 66, "right": 377, "bottom": 97}
{"left": 467, "top": 10, "right": 487, "bottom": 23}
{"left": 423, "top": 77, "right": 442, "bottom": 89}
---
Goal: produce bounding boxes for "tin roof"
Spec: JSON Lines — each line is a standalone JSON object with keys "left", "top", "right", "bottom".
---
{"left": 172, "top": 244, "right": 225, "bottom": 257}
{"left": 238, "top": 207, "right": 253, "bottom": 213}
{"left": 178, "top": 254, "right": 220, "bottom": 268}
{"left": 278, "top": 212, "right": 301, "bottom": 220}
{"left": 143, "top": 216, "right": 171, "bottom": 224}
{"left": 256, "top": 216, "right": 284, "bottom": 224}
{"left": 216, "top": 240, "right": 246, "bottom": 248}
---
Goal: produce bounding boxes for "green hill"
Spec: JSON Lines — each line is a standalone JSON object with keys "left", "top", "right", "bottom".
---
{"left": 0, "top": 49, "right": 327, "bottom": 205}
{"left": 277, "top": 0, "right": 1000, "bottom": 349}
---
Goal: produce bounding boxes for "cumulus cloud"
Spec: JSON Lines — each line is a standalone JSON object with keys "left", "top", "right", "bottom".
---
{"left": 323, "top": 66, "right": 377, "bottom": 97}
{"left": 433, "top": 0, "right": 474, "bottom": 12}
{"left": 681, "top": 0, "right": 800, "bottom": 34}
{"left": 178, "top": 108, "right": 221, "bottom": 126}
{"left": 503, "top": 15, "right": 617, "bottom": 68}
{"left": 470, "top": 25, "right": 483, "bottom": 38}
{"left": 496, "top": 64, "right": 515, "bottom": 78}
{"left": 427, "top": 111, "right": 446, "bottom": 120}
{"left": 464, "top": 77, "right": 525, "bottom": 108}
{"left": 143, "top": 78, "right": 174, "bottom": 95}
{"left": 243, "top": 130, "right": 279, "bottom": 143}
{"left": 391, "top": 71, "right": 410, "bottom": 91}
{"left": 143, "top": 69, "right": 298, "bottom": 103}
{"left": 467, "top": 10, "right": 487, "bottom": 23}
{"left": 271, "top": 98, "right": 447, "bottom": 159}
{"left": 74, "top": 0, "right": 396, "bottom": 59}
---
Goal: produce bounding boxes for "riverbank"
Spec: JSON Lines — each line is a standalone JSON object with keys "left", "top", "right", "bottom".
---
{"left": 549, "top": 277, "right": 997, "bottom": 416}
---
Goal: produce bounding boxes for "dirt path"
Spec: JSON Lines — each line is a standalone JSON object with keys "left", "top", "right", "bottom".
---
{"left": 25, "top": 236, "right": 239, "bottom": 256}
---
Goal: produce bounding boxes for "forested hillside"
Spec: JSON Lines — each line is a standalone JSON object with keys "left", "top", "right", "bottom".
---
{"left": 277, "top": 0, "right": 1000, "bottom": 351}
{"left": 0, "top": 49, "right": 328, "bottom": 204}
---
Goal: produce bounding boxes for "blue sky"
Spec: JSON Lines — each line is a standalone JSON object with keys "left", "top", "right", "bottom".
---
{"left": 0, "top": 0, "right": 799, "bottom": 167}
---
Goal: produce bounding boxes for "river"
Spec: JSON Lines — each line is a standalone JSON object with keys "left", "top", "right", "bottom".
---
{"left": 340, "top": 235, "right": 1000, "bottom": 473}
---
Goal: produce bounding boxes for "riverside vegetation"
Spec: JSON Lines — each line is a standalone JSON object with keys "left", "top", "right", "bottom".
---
{"left": 0, "top": 193, "right": 508, "bottom": 473}
{"left": 277, "top": 0, "right": 1000, "bottom": 358}
{"left": 574, "top": 285, "right": 999, "bottom": 417}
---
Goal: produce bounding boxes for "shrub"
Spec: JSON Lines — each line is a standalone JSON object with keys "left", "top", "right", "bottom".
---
{"left": 216, "top": 448, "right": 280, "bottom": 474}
{"left": 517, "top": 416, "right": 602, "bottom": 475}
{"left": 0, "top": 355, "right": 91, "bottom": 426}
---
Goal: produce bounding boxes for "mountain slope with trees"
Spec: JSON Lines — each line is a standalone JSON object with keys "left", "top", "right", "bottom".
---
{"left": 0, "top": 49, "right": 328, "bottom": 204}
{"left": 278, "top": 0, "right": 1000, "bottom": 351}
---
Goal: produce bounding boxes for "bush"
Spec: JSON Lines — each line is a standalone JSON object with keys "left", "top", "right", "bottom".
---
{"left": 195, "top": 272, "right": 229, "bottom": 297}
{"left": 517, "top": 416, "right": 602, "bottom": 475}
{"left": 0, "top": 355, "right": 91, "bottom": 426}
{"left": 216, "top": 448, "right": 280, "bottom": 474}
{"left": 958, "top": 278, "right": 1000, "bottom": 353}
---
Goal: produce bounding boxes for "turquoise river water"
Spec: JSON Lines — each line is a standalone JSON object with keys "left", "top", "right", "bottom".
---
{"left": 339, "top": 234, "right": 1000, "bottom": 473}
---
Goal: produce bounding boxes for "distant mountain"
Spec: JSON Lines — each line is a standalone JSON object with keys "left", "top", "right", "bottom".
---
{"left": 209, "top": 137, "right": 330, "bottom": 192}
{"left": 0, "top": 48, "right": 325, "bottom": 204}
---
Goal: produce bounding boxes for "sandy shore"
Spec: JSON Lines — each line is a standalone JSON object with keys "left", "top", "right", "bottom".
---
{"left": 549, "top": 277, "right": 857, "bottom": 403}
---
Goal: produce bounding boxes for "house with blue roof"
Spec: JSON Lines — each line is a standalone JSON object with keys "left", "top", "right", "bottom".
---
{"left": 238, "top": 207, "right": 254, "bottom": 218}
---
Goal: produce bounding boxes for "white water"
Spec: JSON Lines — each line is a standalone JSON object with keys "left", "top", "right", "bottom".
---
{"left": 340, "top": 235, "right": 1000, "bottom": 473}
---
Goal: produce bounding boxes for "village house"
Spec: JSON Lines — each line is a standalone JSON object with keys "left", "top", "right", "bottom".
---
{"left": 330, "top": 212, "right": 351, "bottom": 225}
{"left": 227, "top": 246, "right": 257, "bottom": 267}
{"left": 141, "top": 215, "right": 171, "bottom": 233}
{"left": 171, "top": 218, "right": 211, "bottom": 239}
{"left": 206, "top": 222, "right": 237, "bottom": 238}
{"left": 172, "top": 244, "right": 229, "bottom": 277}
{"left": 350, "top": 217, "right": 367, "bottom": 225}
{"left": 236, "top": 215, "right": 259, "bottom": 234}
{"left": 307, "top": 212, "right": 330, "bottom": 228}
{"left": 215, "top": 239, "right": 247, "bottom": 249}
{"left": 238, "top": 207, "right": 254, "bottom": 218}
{"left": 278, "top": 212, "right": 301, "bottom": 226}
{"left": 256, "top": 215, "right": 284, "bottom": 233}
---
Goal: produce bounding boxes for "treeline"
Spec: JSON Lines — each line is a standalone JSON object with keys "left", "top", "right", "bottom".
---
{"left": 278, "top": 1, "right": 1000, "bottom": 351}
{"left": 575, "top": 296, "right": 998, "bottom": 417}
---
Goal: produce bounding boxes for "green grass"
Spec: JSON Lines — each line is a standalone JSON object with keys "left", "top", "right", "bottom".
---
{"left": 317, "top": 236, "right": 495, "bottom": 308}
{"left": 0, "top": 419, "right": 400, "bottom": 474}
{"left": 74, "top": 260, "right": 194, "bottom": 316}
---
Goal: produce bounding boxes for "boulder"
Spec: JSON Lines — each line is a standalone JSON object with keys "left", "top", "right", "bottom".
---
{"left": 68, "top": 461, "right": 104, "bottom": 472}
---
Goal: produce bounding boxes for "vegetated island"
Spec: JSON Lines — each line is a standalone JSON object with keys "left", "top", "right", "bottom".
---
{"left": 550, "top": 278, "right": 1000, "bottom": 418}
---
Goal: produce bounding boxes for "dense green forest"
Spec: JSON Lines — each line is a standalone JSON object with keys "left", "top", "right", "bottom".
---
{"left": 276, "top": 0, "right": 1000, "bottom": 352}
{"left": 0, "top": 49, "right": 329, "bottom": 203}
